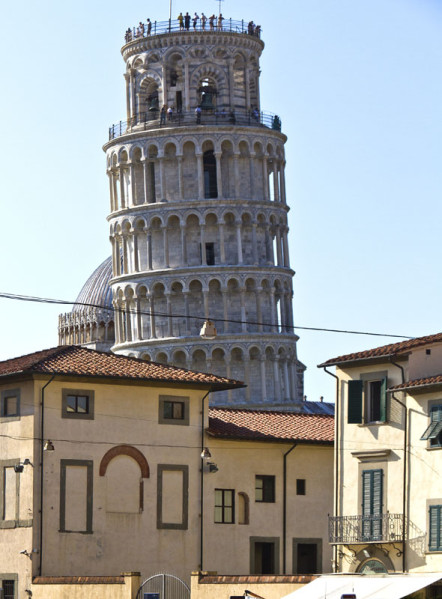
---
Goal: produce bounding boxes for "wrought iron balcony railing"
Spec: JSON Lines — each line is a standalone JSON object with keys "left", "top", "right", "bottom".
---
{"left": 109, "top": 109, "right": 282, "bottom": 140}
{"left": 329, "top": 514, "right": 404, "bottom": 545}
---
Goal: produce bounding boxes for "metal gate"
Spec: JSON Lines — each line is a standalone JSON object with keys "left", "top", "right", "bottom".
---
{"left": 136, "top": 573, "right": 190, "bottom": 599}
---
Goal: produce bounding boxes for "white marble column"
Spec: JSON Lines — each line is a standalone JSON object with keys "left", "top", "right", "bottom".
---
{"left": 136, "top": 299, "right": 143, "bottom": 340}
{"left": 273, "top": 356, "right": 280, "bottom": 400}
{"left": 215, "top": 152, "right": 223, "bottom": 198}
{"left": 197, "top": 153, "right": 204, "bottom": 198}
{"left": 262, "top": 157, "right": 270, "bottom": 201}
{"left": 276, "top": 227, "right": 282, "bottom": 266}
{"left": 119, "top": 166, "right": 126, "bottom": 209}
{"left": 222, "top": 288, "right": 229, "bottom": 333}
{"left": 162, "top": 226, "right": 169, "bottom": 268}
{"left": 143, "top": 160, "right": 149, "bottom": 204}
{"left": 146, "top": 230, "right": 153, "bottom": 270}
{"left": 180, "top": 223, "right": 187, "bottom": 265}
{"left": 283, "top": 227, "right": 290, "bottom": 267}
{"left": 240, "top": 287, "right": 247, "bottom": 333}
{"left": 148, "top": 295, "right": 156, "bottom": 338}
{"left": 252, "top": 223, "right": 258, "bottom": 265}
{"left": 236, "top": 222, "right": 243, "bottom": 264}
{"left": 122, "top": 235, "right": 129, "bottom": 274}
{"left": 177, "top": 156, "right": 184, "bottom": 200}
{"left": 184, "top": 60, "right": 190, "bottom": 111}
{"left": 200, "top": 224, "right": 207, "bottom": 265}
{"left": 280, "top": 160, "right": 287, "bottom": 204}
{"left": 159, "top": 157, "right": 166, "bottom": 201}
{"left": 166, "top": 293, "right": 173, "bottom": 337}
{"left": 233, "top": 154, "right": 240, "bottom": 198}
{"left": 256, "top": 288, "right": 263, "bottom": 333}
{"left": 260, "top": 356, "right": 267, "bottom": 401}
{"left": 129, "top": 163, "right": 135, "bottom": 206}
{"left": 272, "top": 161, "right": 280, "bottom": 202}
{"left": 133, "top": 232, "right": 140, "bottom": 272}
{"left": 183, "top": 292, "right": 190, "bottom": 335}
{"left": 219, "top": 222, "right": 226, "bottom": 263}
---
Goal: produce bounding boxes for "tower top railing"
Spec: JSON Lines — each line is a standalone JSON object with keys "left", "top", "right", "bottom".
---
{"left": 123, "top": 17, "right": 262, "bottom": 44}
{"left": 109, "top": 109, "right": 281, "bottom": 141}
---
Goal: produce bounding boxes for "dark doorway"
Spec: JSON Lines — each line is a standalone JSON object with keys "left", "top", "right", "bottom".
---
{"left": 176, "top": 91, "right": 183, "bottom": 112}
{"left": 203, "top": 150, "right": 218, "bottom": 198}
{"left": 297, "top": 543, "right": 317, "bottom": 574}
{"left": 253, "top": 541, "right": 276, "bottom": 574}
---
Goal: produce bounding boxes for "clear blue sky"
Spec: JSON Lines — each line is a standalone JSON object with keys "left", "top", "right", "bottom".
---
{"left": 0, "top": 0, "right": 441, "bottom": 402}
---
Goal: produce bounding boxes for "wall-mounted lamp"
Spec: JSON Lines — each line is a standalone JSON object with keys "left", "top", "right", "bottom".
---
{"left": 201, "top": 447, "right": 212, "bottom": 460}
{"left": 207, "top": 462, "right": 219, "bottom": 473}
{"left": 362, "top": 549, "right": 370, "bottom": 559}
{"left": 19, "top": 549, "right": 38, "bottom": 559}
{"left": 14, "top": 459, "right": 33, "bottom": 473}
{"left": 43, "top": 440, "right": 54, "bottom": 451}
{"left": 200, "top": 320, "right": 217, "bottom": 340}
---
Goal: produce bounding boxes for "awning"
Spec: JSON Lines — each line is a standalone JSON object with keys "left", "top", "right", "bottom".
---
{"left": 282, "top": 573, "right": 442, "bottom": 599}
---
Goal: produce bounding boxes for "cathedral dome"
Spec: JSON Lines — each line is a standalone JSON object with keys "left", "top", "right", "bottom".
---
{"left": 58, "top": 256, "right": 115, "bottom": 351}
{"left": 73, "top": 256, "right": 113, "bottom": 312}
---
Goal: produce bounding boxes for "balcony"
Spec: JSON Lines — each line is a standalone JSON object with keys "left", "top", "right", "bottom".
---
{"left": 108, "top": 109, "right": 282, "bottom": 141}
{"left": 329, "top": 514, "right": 404, "bottom": 545}
{"left": 124, "top": 18, "right": 262, "bottom": 43}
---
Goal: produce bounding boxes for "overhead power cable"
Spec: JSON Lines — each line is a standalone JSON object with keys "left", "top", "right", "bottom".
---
{"left": 0, "top": 291, "right": 412, "bottom": 339}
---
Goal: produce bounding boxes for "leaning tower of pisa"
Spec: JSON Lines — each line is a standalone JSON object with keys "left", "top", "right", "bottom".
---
{"left": 103, "top": 17, "right": 305, "bottom": 408}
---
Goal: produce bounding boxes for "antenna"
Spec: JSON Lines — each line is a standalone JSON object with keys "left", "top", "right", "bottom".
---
{"left": 215, "top": 0, "right": 224, "bottom": 15}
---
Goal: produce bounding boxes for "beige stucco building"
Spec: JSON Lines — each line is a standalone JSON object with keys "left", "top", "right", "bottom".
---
{"left": 0, "top": 345, "right": 333, "bottom": 599}
{"left": 317, "top": 332, "right": 442, "bottom": 598}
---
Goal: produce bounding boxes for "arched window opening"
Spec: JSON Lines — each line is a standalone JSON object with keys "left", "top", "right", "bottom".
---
{"left": 147, "top": 90, "right": 159, "bottom": 112}
{"left": 199, "top": 78, "right": 217, "bottom": 110}
{"left": 203, "top": 150, "right": 218, "bottom": 198}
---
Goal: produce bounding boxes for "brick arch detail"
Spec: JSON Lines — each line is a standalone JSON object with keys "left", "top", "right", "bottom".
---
{"left": 99, "top": 445, "right": 150, "bottom": 478}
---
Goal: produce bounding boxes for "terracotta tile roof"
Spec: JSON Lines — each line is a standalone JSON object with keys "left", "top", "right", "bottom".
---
{"left": 208, "top": 407, "right": 334, "bottom": 443}
{"left": 0, "top": 346, "right": 244, "bottom": 391}
{"left": 318, "top": 332, "right": 442, "bottom": 368}
{"left": 390, "top": 374, "right": 442, "bottom": 392}
{"left": 32, "top": 576, "right": 125, "bottom": 585}
{"left": 199, "top": 574, "right": 317, "bottom": 584}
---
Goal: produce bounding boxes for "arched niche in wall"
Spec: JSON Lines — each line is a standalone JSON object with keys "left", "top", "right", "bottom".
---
{"left": 99, "top": 445, "right": 150, "bottom": 513}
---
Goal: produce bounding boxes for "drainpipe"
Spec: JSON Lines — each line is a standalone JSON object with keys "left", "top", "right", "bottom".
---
{"left": 390, "top": 357, "right": 407, "bottom": 573}
{"left": 199, "top": 390, "right": 210, "bottom": 573}
{"left": 283, "top": 443, "right": 297, "bottom": 574}
{"left": 39, "top": 375, "right": 55, "bottom": 576}
{"left": 321, "top": 367, "right": 339, "bottom": 573}
{"left": 391, "top": 391, "right": 408, "bottom": 574}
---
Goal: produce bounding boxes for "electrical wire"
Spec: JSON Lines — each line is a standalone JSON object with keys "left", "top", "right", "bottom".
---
{"left": 0, "top": 291, "right": 412, "bottom": 339}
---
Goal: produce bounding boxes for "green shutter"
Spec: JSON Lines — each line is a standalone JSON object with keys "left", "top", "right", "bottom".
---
{"left": 379, "top": 377, "right": 387, "bottom": 422}
{"left": 348, "top": 380, "right": 363, "bottom": 424}
{"left": 429, "top": 506, "right": 442, "bottom": 551}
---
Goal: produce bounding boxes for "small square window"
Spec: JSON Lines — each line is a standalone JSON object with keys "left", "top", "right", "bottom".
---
{"left": 255, "top": 475, "right": 275, "bottom": 503}
{"left": 163, "top": 400, "right": 184, "bottom": 420}
{"left": 1, "top": 389, "right": 20, "bottom": 419}
{"left": 296, "top": 479, "right": 306, "bottom": 496}
{"left": 215, "top": 489, "right": 234, "bottom": 523}
{"left": 159, "top": 395, "right": 189, "bottom": 426}
{"left": 62, "top": 389, "right": 94, "bottom": 420}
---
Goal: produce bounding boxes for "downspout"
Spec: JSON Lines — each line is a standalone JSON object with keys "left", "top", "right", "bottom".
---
{"left": 39, "top": 375, "right": 55, "bottom": 577}
{"left": 390, "top": 357, "right": 407, "bottom": 573}
{"left": 322, "top": 366, "right": 339, "bottom": 573}
{"left": 391, "top": 390, "right": 408, "bottom": 574}
{"left": 283, "top": 443, "right": 297, "bottom": 574}
{"left": 199, "top": 390, "right": 210, "bottom": 573}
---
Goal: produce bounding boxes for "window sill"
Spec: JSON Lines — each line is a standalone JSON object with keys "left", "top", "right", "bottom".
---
{"left": 358, "top": 421, "right": 388, "bottom": 427}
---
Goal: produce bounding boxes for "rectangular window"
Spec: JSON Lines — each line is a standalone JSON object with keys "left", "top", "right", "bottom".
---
{"left": 215, "top": 489, "right": 234, "bottom": 523}
{"left": 60, "top": 460, "right": 93, "bottom": 533}
{"left": 159, "top": 395, "right": 189, "bottom": 426}
{"left": 255, "top": 475, "right": 275, "bottom": 503}
{"left": 362, "top": 469, "right": 383, "bottom": 541}
{"left": 296, "top": 479, "right": 306, "bottom": 496}
{"left": 429, "top": 505, "right": 442, "bottom": 551}
{"left": 1, "top": 389, "right": 20, "bottom": 419}
{"left": 347, "top": 376, "right": 387, "bottom": 424}
{"left": 62, "top": 389, "right": 94, "bottom": 420}
{"left": 2, "top": 580, "right": 15, "bottom": 599}
{"left": 421, "top": 405, "right": 442, "bottom": 447}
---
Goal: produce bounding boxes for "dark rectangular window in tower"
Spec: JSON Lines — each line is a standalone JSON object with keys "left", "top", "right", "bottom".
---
{"left": 206, "top": 243, "right": 215, "bottom": 265}
{"left": 149, "top": 162, "right": 156, "bottom": 202}
{"left": 176, "top": 91, "right": 183, "bottom": 112}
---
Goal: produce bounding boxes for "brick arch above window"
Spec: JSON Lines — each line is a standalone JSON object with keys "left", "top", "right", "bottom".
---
{"left": 99, "top": 445, "right": 150, "bottom": 478}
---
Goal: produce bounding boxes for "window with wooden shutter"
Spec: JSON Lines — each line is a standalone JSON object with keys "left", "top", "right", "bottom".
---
{"left": 429, "top": 505, "right": 442, "bottom": 551}
{"left": 421, "top": 405, "right": 442, "bottom": 447}
{"left": 362, "top": 469, "right": 383, "bottom": 541}
{"left": 348, "top": 380, "right": 363, "bottom": 424}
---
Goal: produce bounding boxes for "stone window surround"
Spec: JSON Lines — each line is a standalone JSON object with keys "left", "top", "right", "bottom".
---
{"left": 0, "top": 389, "right": 20, "bottom": 422}
{"left": 157, "top": 464, "right": 189, "bottom": 530}
{"left": 59, "top": 459, "right": 93, "bottom": 534}
{"left": 158, "top": 395, "right": 190, "bottom": 426}
{"left": 61, "top": 389, "right": 95, "bottom": 420}
{"left": 292, "top": 537, "right": 322, "bottom": 575}
{"left": 0, "top": 458, "right": 32, "bottom": 530}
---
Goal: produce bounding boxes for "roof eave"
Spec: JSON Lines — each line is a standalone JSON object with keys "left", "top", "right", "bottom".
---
{"left": 318, "top": 352, "right": 410, "bottom": 369}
